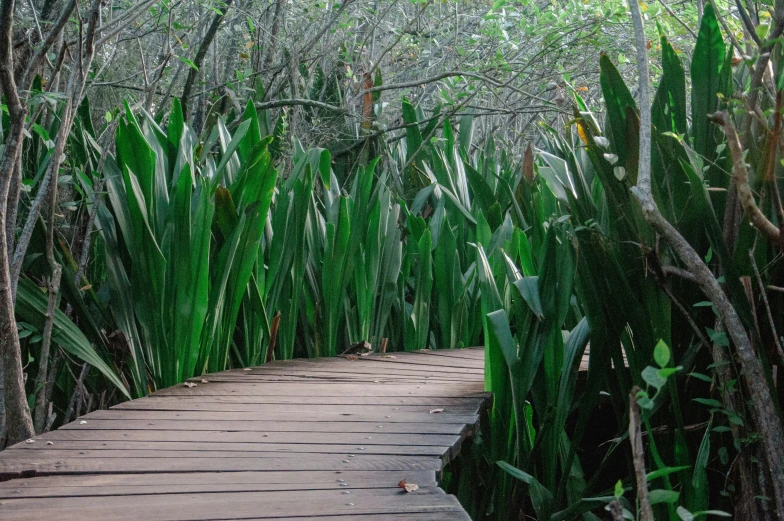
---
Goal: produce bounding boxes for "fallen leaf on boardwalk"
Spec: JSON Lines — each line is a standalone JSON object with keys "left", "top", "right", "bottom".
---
{"left": 183, "top": 381, "right": 197, "bottom": 388}
{"left": 25, "top": 439, "right": 35, "bottom": 444}
{"left": 200, "top": 378, "right": 209, "bottom": 384}
{"left": 429, "top": 408, "right": 444, "bottom": 414}
{"left": 398, "top": 480, "right": 419, "bottom": 493}
{"left": 46, "top": 441, "right": 54, "bottom": 445}
{"left": 382, "top": 355, "right": 397, "bottom": 359}
{"left": 243, "top": 368, "right": 252, "bottom": 371}
{"left": 345, "top": 355, "right": 357, "bottom": 360}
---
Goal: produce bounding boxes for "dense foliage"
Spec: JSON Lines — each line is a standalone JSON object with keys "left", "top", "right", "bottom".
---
{"left": 1, "top": 1, "right": 783, "bottom": 521}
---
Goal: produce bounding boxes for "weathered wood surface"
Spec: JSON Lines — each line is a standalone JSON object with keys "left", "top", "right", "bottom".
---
{"left": 0, "top": 348, "right": 489, "bottom": 520}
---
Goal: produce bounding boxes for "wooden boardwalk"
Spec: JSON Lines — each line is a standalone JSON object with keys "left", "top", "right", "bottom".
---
{"left": 0, "top": 348, "right": 489, "bottom": 520}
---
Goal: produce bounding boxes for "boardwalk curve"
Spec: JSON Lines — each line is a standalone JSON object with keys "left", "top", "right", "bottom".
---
{"left": 0, "top": 348, "right": 489, "bottom": 520}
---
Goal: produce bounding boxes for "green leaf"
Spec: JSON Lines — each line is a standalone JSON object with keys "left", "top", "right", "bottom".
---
{"left": 513, "top": 276, "right": 543, "bottom": 320}
{"left": 642, "top": 365, "right": 666, "bottom": 390}
{"left": 653, "top": 339, "right": 670, "bottom": 368}
{"left": 647, "top": 465, "right": 692, "bottom": 481}
{"left": 677, "top": 506, "right": 695, "bottom": 521}
{"left": 649, "top": 489, "right": 680, "bottom": 505}
{"left": 177, "top": 56, "right": 199, "bottom": 70}
{"left": 614, "top": 480, "right": 624, "bottom": 499}
{"left": 402, "top": 97, "right": 425, "bottom": 168}
{"left": 692, "top": 398, "right": 723, "bottom": 409}
{"left": 16, "top": 279, "right": 130, "bottom": 399}
{"left": 690, "top": 3, "right": 725, "bottom": 159}
{"left": 497, "top": 461, "right": 553, "bottom": 520}
{"left": 599, "top": 53, "right": 637, "bottom": 167}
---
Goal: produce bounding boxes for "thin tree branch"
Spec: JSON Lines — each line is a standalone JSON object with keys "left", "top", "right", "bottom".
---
{"left": 255, "top": 98, "right": 346, "bottom": 113}
{"left": 629, "top": 386, "right": 654, "bottom": 521}
{"left": 709, "top": 111, "right": 781, "bottom": 245}
{"left": 180, "top": 0, "right": 234, "bottom": 116}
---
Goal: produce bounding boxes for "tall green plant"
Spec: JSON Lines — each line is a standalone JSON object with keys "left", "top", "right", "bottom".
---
{"left": 99, "top": 100, "right": 276, "bottom": 392}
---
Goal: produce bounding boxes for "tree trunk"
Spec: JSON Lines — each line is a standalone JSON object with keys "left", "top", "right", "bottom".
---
{"left": 0, "top": 0, "right": 35, "bottom": 447}
{"left": 180, "top": 0, "right": 234, "bottom": 118}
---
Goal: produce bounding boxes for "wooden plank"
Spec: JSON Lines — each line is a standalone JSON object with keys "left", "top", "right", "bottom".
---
{"left": 2, "top": 449, "right": 447, "bottom": 461}
{"left": 246, "top": 357, "right": 485, "bottom": 373}
{"left": 0, "top": 480, "right": 438, "bottom": 499}
{"left": 351, "top": 357, "right": 483, "bottom": 371}
{"left": 198, "top": 369, "right": 471, "bottom": 381}
{"left": 0, "top": 470, "right": 423, "bottom": 486}
{"left": 0, "top": 471, "right": 436, "bottom": 488}
{"left": 409, "top": 348, "right": 484, "bottom": 359}
{"left": 0, "top": 454, "right": 444, "bottom": 476}
{"left": 81, "top": 409, "right": 479, "bottom": 424}
{"left": 58, "top": 419, "right": 468, "bottom": 434}
{"left": 0, "top": 487, "right": 467, "bottom": 521}
{"left": 151, "top": 382, "right": 487, "bottom": 397}
{"left": 111, "top": 399, "right": 483, "bottom": 414}
{"left": 200, "top": 373, "right": 477, "bottom": 384}
{"left": 199, "top": 371, "right": 478, "bottom": 384}
{"left": 219, "top": 515, "right": 471, "bottom": 521}
{"left": 24, "top": 429, "right": 462, "bottom": 447}
{"left": 117, "top": 395, "right": 486, "bottom": 406}
{"left": 7, "top": 441, "right": 449, "bottom": 457}
{"left": 243, "top": 356, "right": 484, "bottom": 372}
{"left": 192, "top": 371, "right": 476, "bottom": 384}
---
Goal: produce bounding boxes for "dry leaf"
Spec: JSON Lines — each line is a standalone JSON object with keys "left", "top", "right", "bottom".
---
{"left": 345, "top": 355, "right": 357, "bottom": 361}
{"left": 243, "top": 368, "right": 252, "bottom": 371}
{"left": 25, "top": 439, "right": 35, "bottom": 444}
{"left": 429, "top": 408, "right": 444, "bottom": 414}
{"left": 398, "top": 480, "right": 419, "bottom": 493}
{"left": 200, "top": 378, "right": 209, "bottom": 384}
{"left": 183, "top": 381, "right": 197, "bottom": 388}
{"left": 382, "top": 355, "right": 397, "bottom": 359}
{"left": 46, "top": 441, "right": 54, "bottom": 445}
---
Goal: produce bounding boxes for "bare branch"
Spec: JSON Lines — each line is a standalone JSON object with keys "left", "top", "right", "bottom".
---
{"left": 629, "top": 387, "right": 654, "bottom": 521}
{"left": 709, "top": 111, "right": 781, "bottom": 245}
{"left": 20, "top": 0, "right": 76, "bottom": 92}
{"left": 180, "top": 0, "right": 234, "bottom": 117}
{"left": 255, "top": 98, "right": 346, "bottom": 113}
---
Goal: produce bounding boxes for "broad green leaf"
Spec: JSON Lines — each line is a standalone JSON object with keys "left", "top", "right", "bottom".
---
{"left": 16, "top": 278, "right": 130, "bottom": 399}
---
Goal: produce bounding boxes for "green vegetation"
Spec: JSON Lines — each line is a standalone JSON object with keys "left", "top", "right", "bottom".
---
{"left": 1, "top": 0, "right": 784, "bottom": 520}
